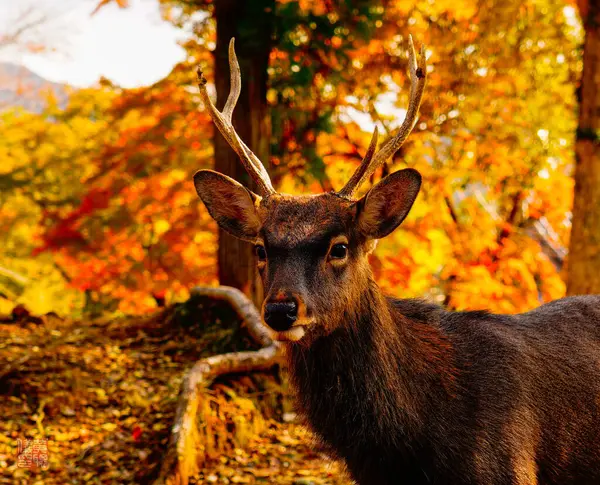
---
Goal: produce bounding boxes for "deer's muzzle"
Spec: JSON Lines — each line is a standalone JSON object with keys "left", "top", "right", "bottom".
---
{"left": 264, "top": 300, "right": 298, "bottom": 331}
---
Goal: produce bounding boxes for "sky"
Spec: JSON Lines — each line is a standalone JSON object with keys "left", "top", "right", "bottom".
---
{"left": 0, "top": 0, "right": 430, "bottom": 129}
{"left": 0, "top": 0, "right": 186, "bottom": 88}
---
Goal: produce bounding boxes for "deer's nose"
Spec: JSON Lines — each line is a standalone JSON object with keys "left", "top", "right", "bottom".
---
{"left": 264, "top": 300, "right": 298, "bottom": 331}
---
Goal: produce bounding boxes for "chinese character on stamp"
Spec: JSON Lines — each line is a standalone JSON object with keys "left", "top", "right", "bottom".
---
{"left": 17, "top": 439, "right": 49, "bottom": 469}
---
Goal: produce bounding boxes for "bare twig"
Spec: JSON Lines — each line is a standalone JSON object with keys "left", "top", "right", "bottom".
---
{"left": 473, "top": 189, "right": 566, "bottom": 272}
{"left": 0, "top": 7, "right": 47, "bottom": 50}
{"left": 0, "top": 266, "right": 29, "bottom": 286}
{"left": 523, "top": 218, "right": 567, "bottom": 272}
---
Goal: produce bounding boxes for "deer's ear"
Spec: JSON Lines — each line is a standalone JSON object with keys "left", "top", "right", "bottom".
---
{"left": 194, "top": 170, "right": 261, "bottom": 241}
{"left": 357, "top": 168, "right": 421, "bottom": 239}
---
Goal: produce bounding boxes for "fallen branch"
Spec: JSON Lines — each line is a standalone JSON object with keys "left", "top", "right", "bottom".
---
{"left": 154, "top": 286, "right": 282, "bottom": 485}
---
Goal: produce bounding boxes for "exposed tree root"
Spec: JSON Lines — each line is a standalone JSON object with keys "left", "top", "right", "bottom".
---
{"left": 154, "top": 286, "right": 282, "bottom": 485}
{"left": 188, "top": 285, "right": 273, "bottom": 347}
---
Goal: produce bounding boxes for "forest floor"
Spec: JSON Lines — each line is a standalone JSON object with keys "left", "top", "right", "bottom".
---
{"left": 0, "top": 298, "right": 351, "bottom": 484}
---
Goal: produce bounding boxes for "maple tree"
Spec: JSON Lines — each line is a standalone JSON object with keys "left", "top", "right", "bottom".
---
{"left": 0, "top": 74, "right": 217, "bottom": 315}
{"left": 0, "top": 0, "right": 585, "bottom": 316}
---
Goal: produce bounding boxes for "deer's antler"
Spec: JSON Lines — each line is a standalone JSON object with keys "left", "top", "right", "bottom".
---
{"left": 338, "top": 35, "right": 427, "bottom": 199}
{"left": 197, "top": 39, "right": 275, "bottom": 195}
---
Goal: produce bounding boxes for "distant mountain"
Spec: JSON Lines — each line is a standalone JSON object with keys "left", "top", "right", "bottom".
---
{"left": 0, "top": 62, "right": 69, "bottom": 113}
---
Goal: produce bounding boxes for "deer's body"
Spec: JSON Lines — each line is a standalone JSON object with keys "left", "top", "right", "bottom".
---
{"left": 289, "top": 290, "right": 600, "bottom": 485}
{"left": 193, "top": 36, "right": 600, "bottom": 485}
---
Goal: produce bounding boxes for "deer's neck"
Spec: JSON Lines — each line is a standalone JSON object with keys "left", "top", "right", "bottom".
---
{"left": 287, "top": 278, "right": 456, "bottom": 447}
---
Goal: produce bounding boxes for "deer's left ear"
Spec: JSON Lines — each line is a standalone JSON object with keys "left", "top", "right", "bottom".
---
{"left": 193, "top": 170, "right": 262, "bottom": 241}
{"left": 357, "top": 168, "right": 421, "bottom": 239}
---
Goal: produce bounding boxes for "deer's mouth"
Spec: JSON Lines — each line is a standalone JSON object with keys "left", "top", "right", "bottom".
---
{"left": 268, "top": 316, "right": 315, "bottom": 342}
{"left": 272, "top": 326, "right": 305, "bottom": 342}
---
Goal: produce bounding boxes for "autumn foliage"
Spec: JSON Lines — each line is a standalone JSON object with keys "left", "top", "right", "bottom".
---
{"left": 0, "top": 0, "right": 582, "bottom": 316}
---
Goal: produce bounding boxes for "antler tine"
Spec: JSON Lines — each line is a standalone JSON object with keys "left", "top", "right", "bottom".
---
{"left": 222, "top": 38, "right": 241, "bottom": 122}
{"left": 223, "top": 39, "right": 272, "bottom": 183}
{"left": 338, "top": 35, "right": 427, "bottom": 199}
{"left": 337, "top": 127, "right": 379, "bottom": 198}
{"left": 197, "top": 39, "right": 275, "bottom": 195}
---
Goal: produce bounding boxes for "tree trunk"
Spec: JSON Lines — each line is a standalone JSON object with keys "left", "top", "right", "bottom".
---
{"left": 214, "top": 0, "right": 274, "bottom": 306}
{"left": 568, "top": 0, "right": 600, "bottom": 295}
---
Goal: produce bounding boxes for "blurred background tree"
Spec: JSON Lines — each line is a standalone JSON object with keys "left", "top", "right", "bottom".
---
{"left": 0, "top": 0, "right": 589, "bottom": 316}
{"left": 568, "top": 0, "right": 600, "bottom": 294}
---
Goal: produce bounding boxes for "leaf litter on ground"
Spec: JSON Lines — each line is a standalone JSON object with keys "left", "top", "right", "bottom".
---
{"left": 0, "top": 297, "right": 352, "bottom": 484}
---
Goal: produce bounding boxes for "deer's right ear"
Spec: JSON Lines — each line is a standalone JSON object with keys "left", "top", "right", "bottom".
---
{"left": 193, "top": 170, "right": 261, "bottom": 241}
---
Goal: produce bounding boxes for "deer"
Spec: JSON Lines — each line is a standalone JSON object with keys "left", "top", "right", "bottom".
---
{"left": 192, "top": 37, "right": 600, "bottom": 485}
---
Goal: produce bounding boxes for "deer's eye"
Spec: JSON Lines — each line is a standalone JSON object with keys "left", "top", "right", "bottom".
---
{"left": 329, "top": 243, "right": 348, "bottom": 260}
{"left": 255, "top": 245, "right": 267, "bottom": 261}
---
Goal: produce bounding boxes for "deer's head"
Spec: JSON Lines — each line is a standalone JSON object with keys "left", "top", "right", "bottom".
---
{"left": 194, "top": 38, "right": 426, "bottom": 343}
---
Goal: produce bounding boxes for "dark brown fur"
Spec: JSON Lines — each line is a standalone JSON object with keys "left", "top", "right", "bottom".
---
{"left": 194, "top": 176, "right": 600, "bottom": 485}
{"left": 289, "top": 291, "right": 600, "bottom": 485}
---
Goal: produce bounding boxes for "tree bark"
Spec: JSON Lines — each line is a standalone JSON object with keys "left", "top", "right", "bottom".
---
{"left": 568, "top": 0, "right": 600, "bottom": 295}
{"left": 214, "top": 0, "right": 275, "bottom": 306}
